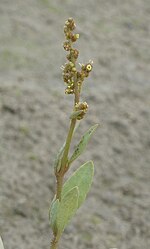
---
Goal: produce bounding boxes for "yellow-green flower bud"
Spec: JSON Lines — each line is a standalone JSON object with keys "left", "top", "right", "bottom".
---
{"left": 72, "top": 67, "right": 76, "bottom": 72}
{"left": 75, "top": 34, "right": 79, "bottom": 39}
{"left": 69, "top": 62, "right": 74, "bottom": 68}
{"left": 86, "top": 63, "right": 93, "bottom": 72}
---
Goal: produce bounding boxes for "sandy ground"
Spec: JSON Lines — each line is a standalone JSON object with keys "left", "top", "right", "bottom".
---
{"left": 0, "top": 1, "right": 150, "bottom": 249}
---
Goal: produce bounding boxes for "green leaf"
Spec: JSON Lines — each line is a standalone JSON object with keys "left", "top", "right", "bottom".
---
{"left": 56, "top": 186, "right": 79, "bottom": 236}
{"left": 69, "top": 124, "right": 99, "bottom": 164}
{"left": 49, "top": 198, "right": 60, "bottom": 234}
{"left": 0, "top": 237, "right": 4, "bottom": 249}
{"left": 54, "top": 142, "right": 65, "bottom": 173}
{"left": 62, "top": 161, "right": 94, "bottom": 208}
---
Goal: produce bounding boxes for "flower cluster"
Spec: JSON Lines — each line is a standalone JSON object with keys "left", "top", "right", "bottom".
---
{"left": 75, "top": 102, "right": 88, "bottom": 120}
{"left": 62, "top": 18, "right": 93, "bottom": 95}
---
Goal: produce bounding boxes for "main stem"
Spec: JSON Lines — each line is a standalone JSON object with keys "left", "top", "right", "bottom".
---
{"left": 61, "top": 72, "right": 79, "bottom": 171}
{"left": 50, "top": 236, "right": 59, "bottom": 249}
{"left": 50, "top": 73, "right": 79, "bottom": 249}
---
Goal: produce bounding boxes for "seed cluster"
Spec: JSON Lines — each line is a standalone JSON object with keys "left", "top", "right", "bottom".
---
{"left": 75, "top": 102, "right": 88, "bottom": 120}
{"left": 62, "top": 18, "right": 93, "bottom": 95}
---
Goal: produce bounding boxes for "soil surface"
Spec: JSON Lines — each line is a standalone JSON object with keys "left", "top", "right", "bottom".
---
{"left": 0, "top": 1, "right": 150, "bottom": 249}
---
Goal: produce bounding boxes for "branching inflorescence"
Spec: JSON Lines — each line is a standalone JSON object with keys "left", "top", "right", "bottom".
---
{"left": 49, "top": 18, "right": 98, "bottom": 249}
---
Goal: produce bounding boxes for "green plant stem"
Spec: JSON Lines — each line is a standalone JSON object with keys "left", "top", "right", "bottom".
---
{"left": 56, "top": 72, "right": 79, "bottom": 200}
{"left": 50, "top": 235, "right": 59, "bottom": 249}
{"left": 56, "top": 173, "right": 64, "bottom": 200}
{"left": 61, "top": 118, "right": 76, "bottom": 171}
{"left": 74, "top": 73, "right": 80, "bottom": 104}
{"left": 50, "top": 73, "right": 80, "bottom": 249}
{"left": 50, "top": 23, "right": 81, "bottom": 244}
{"left": 61, "top": 73, "right": 79, "bottom": 168}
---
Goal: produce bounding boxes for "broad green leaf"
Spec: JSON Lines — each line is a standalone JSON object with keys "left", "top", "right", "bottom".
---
{"left": 0, "top": 237, "right": 4, "bottom": 249}
{"left": 69, "top": 124, "right": 99, "bottom": 164}
{"left": 54, "top": 143, "right": 65, "bottom": 173}
{"left": 62, "top": 161, "right": 94, "bottom": 208}
{"left": 70, "top": 110, "right": 83, "bottom": 119}
{"left": 49, "top": 198, "right": 60, "bottom": 234}
{"left": 56, "top": 186, "right": 79, "bottom": 236}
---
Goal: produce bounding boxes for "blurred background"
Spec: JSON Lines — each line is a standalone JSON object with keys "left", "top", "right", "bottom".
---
{"left": 0, "top": 1, "right": 150, "bottom": 249}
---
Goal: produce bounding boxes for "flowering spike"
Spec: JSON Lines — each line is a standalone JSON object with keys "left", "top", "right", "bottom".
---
{"left": 62, "top": 18, "right": 93, "bottom": 97}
